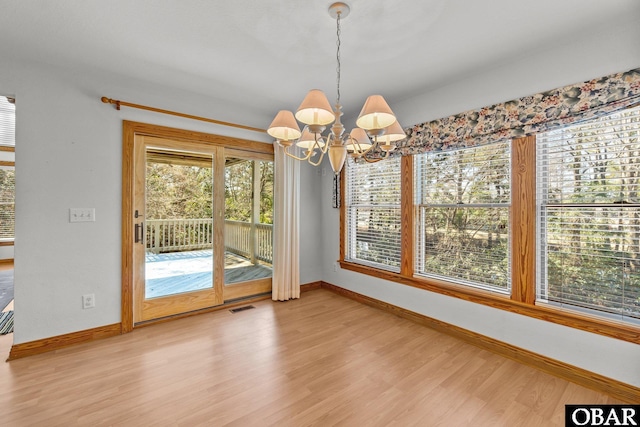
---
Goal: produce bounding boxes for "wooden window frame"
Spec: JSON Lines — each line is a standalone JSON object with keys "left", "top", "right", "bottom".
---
{"left": 340, "top": 135, "right": 640, "bottom": 345}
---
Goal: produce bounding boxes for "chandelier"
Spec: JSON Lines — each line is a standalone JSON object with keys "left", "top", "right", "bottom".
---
{"left": 267, "top": 2, "right": 406, "bottom": 175}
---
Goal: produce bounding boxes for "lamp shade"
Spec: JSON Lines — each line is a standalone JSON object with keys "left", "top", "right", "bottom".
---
{"left": 295, "top": 89, "right": 335, "bottom": 126}
{"left": 296, "top": 127, "right": 326, "bottom": 149}
{"left": 267, "top": 110, "right": 302, "bottom": 141}
{"left": 345, "top": 128, "right": 372, "bottom": 152}
{"left": 355, "top": 95, "right": 396, "bottom": 130}
{"left": 378, "top": 120, "right": 407, "bottom": 143}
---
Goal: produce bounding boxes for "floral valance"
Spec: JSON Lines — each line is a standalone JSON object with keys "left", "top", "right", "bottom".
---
{"left": 394, "top": 67, "right": 640, "bottom": 156}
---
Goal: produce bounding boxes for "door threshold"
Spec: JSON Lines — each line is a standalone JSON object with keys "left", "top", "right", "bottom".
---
{"left": 133, "top": 292, "right": 272, "bottom": 328}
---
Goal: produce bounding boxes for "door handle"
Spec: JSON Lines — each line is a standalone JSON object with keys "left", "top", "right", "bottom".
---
{"left": 135, "top": 222, "right": 144, "bottom": 244}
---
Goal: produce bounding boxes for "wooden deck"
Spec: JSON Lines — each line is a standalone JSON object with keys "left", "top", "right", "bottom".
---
{"left": 145, "top": 250, "right": 271, "bottom": 299}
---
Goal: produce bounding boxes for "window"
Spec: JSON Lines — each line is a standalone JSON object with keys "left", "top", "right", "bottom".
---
{"left": 345, "top": 156, "right": 401, "bottom": 272}
{"left": 0, "top": 168, "right": 15, "bottom": 240}
{"left": 414, "top": 141, "right": 511, "bottom": 293}
{"left": 340, "top": 108, "right": 640, "bottom": 341}
{"left": 0, "top": 96, "right": 15, "bottom": 147}
{"left": 537, "top": 106, "right": 640, "bottom": 323}
{"left": 0, "top": 96, "right": 15, "bottom": 242}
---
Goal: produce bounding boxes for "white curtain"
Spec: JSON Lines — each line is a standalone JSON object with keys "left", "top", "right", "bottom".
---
{"left": 272, "top": 144, "right": 300, "bottom": 300}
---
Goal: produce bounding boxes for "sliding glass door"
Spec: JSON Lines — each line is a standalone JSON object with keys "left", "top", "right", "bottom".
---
{"left": 223, "top": 150, "right": 273, "bottom": 299}
{"left": 129, "top": 132, "right": 273, "bottom": 324}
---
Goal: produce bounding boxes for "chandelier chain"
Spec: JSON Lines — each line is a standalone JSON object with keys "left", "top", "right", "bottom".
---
{"left": 336, "top": 11, "right": 341, "bottom": 105}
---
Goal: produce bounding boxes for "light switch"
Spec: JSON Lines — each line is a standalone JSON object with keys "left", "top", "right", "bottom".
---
{"left": 70, "top": 208, "right": 95, "bottom": 223}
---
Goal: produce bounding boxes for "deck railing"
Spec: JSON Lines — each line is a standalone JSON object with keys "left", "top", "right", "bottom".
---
{"left": 146, "top": 219, "right": 273, "bottom": 264}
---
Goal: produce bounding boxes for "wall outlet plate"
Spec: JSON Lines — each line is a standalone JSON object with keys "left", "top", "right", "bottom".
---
{"left": 70, "top": 208, "right": 95, "bottom": 223}
{"left": 82, "top": 293, "right": 95, "bottom": 309}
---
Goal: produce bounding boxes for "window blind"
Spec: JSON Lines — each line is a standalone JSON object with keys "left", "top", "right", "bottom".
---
{"left": 0, "top": 96, "right": 15, "bottom": 146}
{"left": 345, "top": 156, "right": 401, "bottom": 272}
{"left": 414, "top": 141, "right": 511, "bottom": 292}
{"left": 537, "top": 105, "right": 640, "bottom": 323}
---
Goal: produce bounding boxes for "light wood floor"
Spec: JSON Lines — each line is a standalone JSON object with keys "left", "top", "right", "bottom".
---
{"left": 0, "top": 289, "right": 621, "bottom": 426}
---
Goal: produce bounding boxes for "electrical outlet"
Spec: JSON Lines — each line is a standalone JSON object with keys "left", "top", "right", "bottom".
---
{"left": 82, "top": 293, "right": 95, "bottom": 309}
{"left": 70, "top": 208, "right": 96, "bottom": 223}
{"left": 333, "top": 262, "right": 338, "bottom": 272}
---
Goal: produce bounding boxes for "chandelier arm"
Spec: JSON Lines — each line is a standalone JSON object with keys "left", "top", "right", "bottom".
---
{"left": 351, "top": 141, "right": 376, "bottom": 158}
{"left": 319, "top": 141, "right": 330, "bottom": 154}
{"left": 361, "top": 144, "right": 393, "bottom": 163}
{"left": 308, "top": 148, "right": 327, "bottom": 166}
{"left": 284, "top": 147, "right": 314, "bottom": 162}
{"left": 361, "top": 156, "right": 383, "bottom": 163}
{"left": 315, "top": 131, "right": 331, "bottom": 155}
{"left": 307, "top": 128, "right": 329, "bottom": 166}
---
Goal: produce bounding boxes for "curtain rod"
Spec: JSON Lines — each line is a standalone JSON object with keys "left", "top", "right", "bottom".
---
{"left": 101, "top": 97, "right": 266, "bottom": 134}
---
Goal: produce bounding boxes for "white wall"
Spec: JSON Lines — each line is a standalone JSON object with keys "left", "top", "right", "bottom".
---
{"left": 323, "top": 19, "right": 640, "bottom": 387}
{"left": 298, "top": 162, "right": 323, "bottom": 284}
{"left": 0, "top": 57, "right": 324, "bottom": 344}
{"left": 0, "top": 247, "right": 13, "bottom": 260}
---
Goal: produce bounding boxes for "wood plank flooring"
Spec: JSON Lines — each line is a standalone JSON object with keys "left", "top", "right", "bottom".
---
{"left": 0, "top": 289, "right": 622, "bottom": 426}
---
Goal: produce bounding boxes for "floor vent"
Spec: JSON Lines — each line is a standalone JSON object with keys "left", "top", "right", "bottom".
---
{"left": 229, "top": 305, "right": 256, "bottom": 313}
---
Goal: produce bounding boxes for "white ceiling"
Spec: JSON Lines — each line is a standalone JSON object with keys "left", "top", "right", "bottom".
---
{"left": 1, "top": 0, "right": 639, "bottom": 128}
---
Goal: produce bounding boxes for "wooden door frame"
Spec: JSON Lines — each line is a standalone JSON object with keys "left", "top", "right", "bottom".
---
{"left": 121, "top": 121, "right": 273, "bottom": 333}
